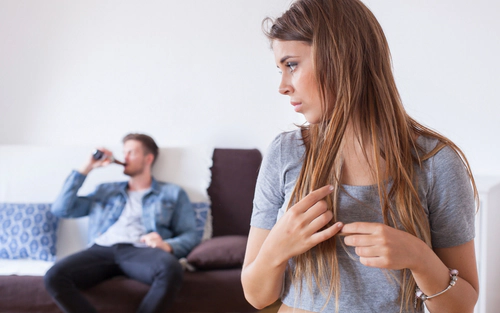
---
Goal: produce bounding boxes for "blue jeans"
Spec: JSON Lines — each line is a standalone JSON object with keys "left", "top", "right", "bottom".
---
{"left": 44, "top": 244, "right": 183, "bottom": 313}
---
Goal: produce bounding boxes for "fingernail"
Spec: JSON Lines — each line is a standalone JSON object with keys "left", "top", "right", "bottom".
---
{"left": 329, "top": 185, "right": 334, "bottom": 191}
{"left": 337, "top": 222, "right": 343, "bottom": 228}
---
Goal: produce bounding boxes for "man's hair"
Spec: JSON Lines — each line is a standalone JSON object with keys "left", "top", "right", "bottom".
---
{"left": 122, "top": 133, "right": 159, "bottom": 163}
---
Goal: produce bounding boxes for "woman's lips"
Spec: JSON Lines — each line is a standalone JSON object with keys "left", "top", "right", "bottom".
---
{"left": 291, "top": 102, "right": 302, "bottom": 112}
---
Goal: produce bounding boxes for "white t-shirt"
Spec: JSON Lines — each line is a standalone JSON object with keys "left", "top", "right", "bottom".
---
{"left": 94, "top": 188, "right": 150, "bottom": 247}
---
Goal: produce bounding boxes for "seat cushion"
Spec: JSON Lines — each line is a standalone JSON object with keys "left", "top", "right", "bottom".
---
{"left": 0, "top": 270, "right": 256, "bottom": 313}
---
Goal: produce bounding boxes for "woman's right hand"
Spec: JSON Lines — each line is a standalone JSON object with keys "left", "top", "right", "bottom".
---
{"left": 263, "top": 185, "right": 343, "bottom": 264}
{"left": 242, "top": 185, "right": 342, "bottom": 309}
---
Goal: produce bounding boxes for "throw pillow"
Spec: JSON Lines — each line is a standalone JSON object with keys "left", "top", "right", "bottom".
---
{"left": 0, "top": 203, "right": 59, "bottom": 261}
{"left": 192, "top": 202, "right": 212, "bottom": 241}
{"left": 186, "top": 235, "right": 247, "bottom": 270}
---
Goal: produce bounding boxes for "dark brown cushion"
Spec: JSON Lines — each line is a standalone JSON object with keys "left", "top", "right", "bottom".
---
{"left": 186, "top": 235, "right": 248, "bottom": 270}
{"left": 207, "top": 149, "right": 262, "bottom": 237}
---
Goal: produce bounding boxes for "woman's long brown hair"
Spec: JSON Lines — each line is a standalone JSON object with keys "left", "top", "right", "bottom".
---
{"left": 264, "top": 0, "right": 478, "bottom": 311}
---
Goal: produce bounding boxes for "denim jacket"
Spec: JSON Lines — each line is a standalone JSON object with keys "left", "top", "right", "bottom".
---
{"left": 51, "top": 170, "right": 200, "bottom": 259}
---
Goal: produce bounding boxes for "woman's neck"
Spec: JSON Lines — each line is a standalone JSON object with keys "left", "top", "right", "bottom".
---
{"left": 340, "top": 127, "right": 385, "bottom": 186}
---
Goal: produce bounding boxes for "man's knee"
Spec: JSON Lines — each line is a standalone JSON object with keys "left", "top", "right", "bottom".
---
{"left": 154, "top": 253, "right": 183, "bottom": 283}
{"left": 44, "top": 263, "right": 68, "bottom": 294}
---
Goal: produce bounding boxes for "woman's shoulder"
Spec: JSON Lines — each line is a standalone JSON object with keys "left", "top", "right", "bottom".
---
{"left": 416, "top": 135, "right": 439, "bottom": 152}
{"left": 267, "top": 129, "right": 305, "bottom": 162}
{"left": 272, "top": 128, "right": 303, "bottom": 145}
{"left": 417, "top": 135, "right": 462, "bottom": 167}
{"left": 416, "top": 135, "right": 469, "bottom": 194}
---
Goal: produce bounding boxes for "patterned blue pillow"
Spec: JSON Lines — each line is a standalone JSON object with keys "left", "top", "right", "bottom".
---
{"left": 192, "top": 202, "right": 210, "bottom": 241}
{"left": 0, "top": 203, "right": 59, "bottom": 261}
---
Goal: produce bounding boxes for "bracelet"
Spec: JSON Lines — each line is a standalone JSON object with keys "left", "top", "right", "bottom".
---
{"left": 414, "top": 268, "right": 459, "bottom": 307}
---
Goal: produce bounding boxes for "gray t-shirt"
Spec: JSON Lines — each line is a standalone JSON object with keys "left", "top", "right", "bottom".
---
{"left": 94, "top": 188, "right": 150, "bottom": 247}
{"left": 250, "top": 130, "right": 475, "bottom": 313}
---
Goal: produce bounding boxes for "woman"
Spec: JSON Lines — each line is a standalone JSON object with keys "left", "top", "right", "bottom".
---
{"left": 241, "top": 0, "right": 479, "bottom": 312}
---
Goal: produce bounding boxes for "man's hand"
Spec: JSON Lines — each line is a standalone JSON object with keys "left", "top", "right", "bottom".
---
{"left": 140, "top": 232, "right": 172, "bottom": 253}
{"left": 78, "top": 147, "right": 114, "bottom": 176}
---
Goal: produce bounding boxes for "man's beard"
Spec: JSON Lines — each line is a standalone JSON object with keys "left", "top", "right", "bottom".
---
{"left": 124, "top": 166, "right": 144, "bottom": 177}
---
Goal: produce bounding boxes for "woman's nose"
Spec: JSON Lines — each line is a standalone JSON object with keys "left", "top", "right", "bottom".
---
{"left": 278, "top": 77, "right": 293, "bottom": 95}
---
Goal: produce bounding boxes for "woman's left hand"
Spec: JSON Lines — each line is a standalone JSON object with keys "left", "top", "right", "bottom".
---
{"left": 342, "top": 222, "right": 428, "bottom": 270}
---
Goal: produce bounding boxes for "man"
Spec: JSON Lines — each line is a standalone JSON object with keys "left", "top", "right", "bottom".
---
{"left": 44, "top": 133, "right": 200, "bottom": 313}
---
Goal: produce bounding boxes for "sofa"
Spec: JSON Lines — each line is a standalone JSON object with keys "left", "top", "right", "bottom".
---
{"left": 0, "top": 146, "right": 262, "bottom": 313}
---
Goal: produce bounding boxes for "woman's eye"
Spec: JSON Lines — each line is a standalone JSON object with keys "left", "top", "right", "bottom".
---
{"left": 277, "top": 62, "right": 297, "bottom": 75}
{"left": 286, "top": 62, "right": 298, "bottom": 73}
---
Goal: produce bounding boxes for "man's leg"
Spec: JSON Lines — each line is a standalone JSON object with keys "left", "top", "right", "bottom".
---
{"left": 44, "top": 245, "right": 121, "bottom": 313}
{"left": 116, "top": 244, "right": 183, "bottom": 313}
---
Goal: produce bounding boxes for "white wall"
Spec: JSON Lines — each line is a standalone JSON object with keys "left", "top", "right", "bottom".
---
{"left": 1, "top": 0, "right": 499, "bottom": 176}
{"left": 365, "top": 0, "right": 500, "bottom": 177}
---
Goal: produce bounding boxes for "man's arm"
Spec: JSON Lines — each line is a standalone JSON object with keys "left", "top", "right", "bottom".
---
{"left": 51, "top": 170, "right": 93, "bottom": 218}
{"left": 164, "top": 189, "right": 200, "bottom": 259}
{"left": 52, "top": 148, "right": 114, "bottom": 218}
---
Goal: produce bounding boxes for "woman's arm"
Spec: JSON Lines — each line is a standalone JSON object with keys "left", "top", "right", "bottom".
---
{"left": 413, "top": 144, "right": 479, "bottom": 312}
{"left": 241, "top": 227, "right": 285, "bottom": 309}
{"left": 414, "top": 240, "right": 478, "bottom": 313}
{"left": 342, "top": 223, "right": 478, "bottom": 313}
{"left": 241, "top": 185, "right": 342, "bottom": 309}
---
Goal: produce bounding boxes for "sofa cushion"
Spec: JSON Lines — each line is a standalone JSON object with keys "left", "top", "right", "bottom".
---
{"left": 0, "top": 203, "right": 58, "bottom": 261}
{"left": 186, "top": 235, "right": 247, "bottom": 270}
{"left": 207, "top": 149, "right": 262, "bottom": 237}
{"left": 0, "top": 270, "right": 257, "bottom": 313}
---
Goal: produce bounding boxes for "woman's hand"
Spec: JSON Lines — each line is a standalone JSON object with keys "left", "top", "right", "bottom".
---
{"left": 263, "top": 185, "right": 343, "bottom": 264}
{"left": 341, "top": 222, "right": 427, "bottom": 271}
{"left": 242, "top": 185, "right": 342, "bottom": 309}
